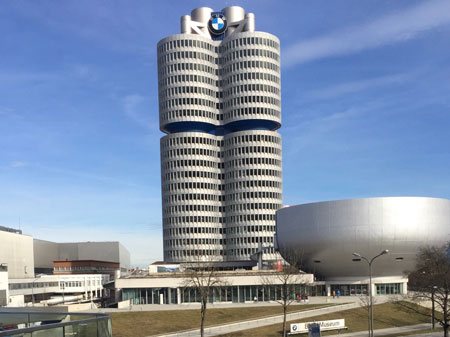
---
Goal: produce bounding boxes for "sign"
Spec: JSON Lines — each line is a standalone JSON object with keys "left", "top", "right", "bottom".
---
{"left": 308, "top": 323, "right": 321, "bottom": 337}
{"left": 290, "top": 319, "right": 345, "bottom": 334}
{"left": 208, "top": 12, "right": 228, "bottom": 36}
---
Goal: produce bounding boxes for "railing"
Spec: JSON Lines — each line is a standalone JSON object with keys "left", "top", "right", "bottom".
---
{"left": 0, "top": 311, "right": 111, "bottom": 337}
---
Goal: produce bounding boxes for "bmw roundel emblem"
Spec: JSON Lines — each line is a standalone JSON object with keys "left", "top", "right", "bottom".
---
{"left": 208, "top": 12, "right": 227, "bottom": 35}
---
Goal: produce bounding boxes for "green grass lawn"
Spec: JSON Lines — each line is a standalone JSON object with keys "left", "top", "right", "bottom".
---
{"left": 218, "top": 302, "right": 433, "bottom": 337}
{"left": 111, "top": 303, "right": 334, "bottom": 337}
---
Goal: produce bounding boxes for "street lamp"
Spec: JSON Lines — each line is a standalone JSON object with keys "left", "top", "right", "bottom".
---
{"left": 31, "top": 275, "right": 42, "bottom": 307}
{"left": 352, "top": 249, "right": 389, "bottom": 337}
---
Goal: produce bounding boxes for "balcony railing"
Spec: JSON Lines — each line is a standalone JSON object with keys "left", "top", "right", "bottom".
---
{"left": 0, "top": 311, "right": 111, "bottom": 337}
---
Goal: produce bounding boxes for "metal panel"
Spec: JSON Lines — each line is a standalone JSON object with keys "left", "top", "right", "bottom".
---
{"left": 276, "top": 197, "right": 450, "bottom": 279}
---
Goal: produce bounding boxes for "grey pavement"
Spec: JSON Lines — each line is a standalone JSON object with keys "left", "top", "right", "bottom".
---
{"left": 152, "top": 302, "right": 359, "bottom": 337}
{"left": 337, "top": 324, "right": 437, "bottom": 337}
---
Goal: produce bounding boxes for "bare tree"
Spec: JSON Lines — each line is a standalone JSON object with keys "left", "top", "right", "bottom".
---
{"left": 261, "top": 248, "right": 310, "bottom": 337}
{"left": 395, "top": 244, "right": 450, "bottom": 337}
{"left": 359, "top": 294, "right": 376, "bottom": 337}
{"left": 182, "top": 257, "right": 226, "bottom": 337}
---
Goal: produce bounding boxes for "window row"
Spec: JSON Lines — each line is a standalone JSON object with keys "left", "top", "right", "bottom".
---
{"left": 166, "top": 249, "right": 223, "bottom": 257}
{"left": 224, "top": 95, "right": 281, "bottom": 108}
{"left": 225, "top": 168, "right": 282, "bottom": 180}
{"left": 227, "top": 236, "right": 274, "bottom": 245}
{"left": 226, "top": 246, "right": 275, "bottom": 256}
{"left": 226, "top": 191, "right": 282, "bottom": 201}
{"left": 163, "top": 193, "right": 222, "bottom": 203}
{"left": 162, "top": 133, "right": 280, "bottom": 148}
{"left": 164, "top": 238, "right": 224, "bottom": 247}
{"left": 163, "top": 200, "right": 281, "bottom": 215}
{"left": 159, "top": 62, "right": 217, "bottom": 77}
{"left": 223, "top": 60, "right": 279, "bottom": 74}
{"left": 163, "top": 204, "right": 222, "bottom": 215}
{"left": 225, "top": 145, "right": 281, "bottom": 157}
{"left": 162, "top": 147, "right": 218, "bottom": 159}
{"left": 160, "top": 73, "right": 216, "bottom": 87}
{"left": 9, "top": 282, "right": 59, "bottom": 290}
{"left": 221, "top": 36, "right": 279, "bottom": 52}
{"left": 159, "top": 50, "right": 216, "bottom": 65}
{"left": 158, "top": 38, "right": 216, "bottom": 53}
{"left": 224, "top": 83, "right": 280, "bottom": 97}
{"left": 225, "top": 156, "right": 281, "bottom": 169}
{"left": 163, "top": 215, "right": 223, "bottom": 225}
{"left": 161, "top": 85, "right": 220, "bottom": 100}
{"left": 225, "top": 133, "right": 281, "bottom": 145}
{"left": 158, "top": 36, "right": 279, "bottom": 60}
{"left": 163, "top": 224, "right": 276, "bottom": 237}
{"left": 160, "top": 96, "right": 219, "bottom": 110}
{"left": 164, "top": 212, "right": 276, "bottom": 225}
{"left": 164, "top": 226, "right": 224, "bottom": 236}
{"left": 161, "top": 109, "right": 218, "bottom": 122}
{"left": 163, "top": 159, "right": 224, "bottom": 169}
{"left": 226, "top": 202, "right": 281, "bottom": 212}
{"left": 225, "top": 180, "right": 282, "bottom": 191}
{"left": 224, "top": 107, "right": 280, "bottom": 120}
{"left": 227, "top": 225, "right": 276, "bottom": 234}
{"left": 163, "top": 182, "right": 222, "bottom": 192}
{"left": 162, "top": 135, "right": 221, "bottom": 147}
{"left": 162, "top": 170, "right": 222, "bottom": 182}
{"left": 222, "top": 48, "right": 279, "bottom": 63}
{"left": 226, "top": 213, "right": 276, "bottom": 223}
{"left": 224, "top": 71, "right": 280, "bottom": 85}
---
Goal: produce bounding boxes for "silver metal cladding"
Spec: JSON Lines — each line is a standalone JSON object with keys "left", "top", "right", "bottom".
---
{"left": 276, "top": 197, "right": 450, "bottom": 279}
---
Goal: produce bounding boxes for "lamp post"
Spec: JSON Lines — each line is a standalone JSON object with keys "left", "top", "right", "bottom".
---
{"left": 352, "top": 249, "right": 389, "bottom": 337}
{"left": 31, "top": 275, "right": 42, "bottom": 307}
{"left": 431, "top": 285, "right": 437, "bottom": 329}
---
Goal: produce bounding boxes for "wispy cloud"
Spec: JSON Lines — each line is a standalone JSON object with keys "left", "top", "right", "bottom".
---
{"left": 283, "top": 0, "right": 450, "bottom": 67}
{"left": 10, "top": 161, "right": 28, "bottom": 168}
{"left": 122, "top": 94, "right": 154, "bottom": 129}
{"left": 304, "top": 73, "right": 411, "bottom": 101}
{"left": 0, "top": 106, "right": 23, "bottom": 119}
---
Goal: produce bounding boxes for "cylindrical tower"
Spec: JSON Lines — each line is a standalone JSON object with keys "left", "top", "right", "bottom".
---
{"left": 158, "top": 7, "right": 282, "bottom": 266}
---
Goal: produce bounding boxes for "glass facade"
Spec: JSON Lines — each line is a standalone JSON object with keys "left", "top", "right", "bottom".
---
{"left": 375, "top": 283, "right": 402, "bottom": 295}
{"left": 330, "top": 283, "right": 403, "bottom": 296}
{"left": 122, "top": 284, "right": 326, "bottom": 305}
{"left": 330, "top": 284, "right": 368, "bottom": 296}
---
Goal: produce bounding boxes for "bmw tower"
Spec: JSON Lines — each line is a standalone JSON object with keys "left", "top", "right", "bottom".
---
{"left": 158, "top": 7, "right": 282, "bottom": 267}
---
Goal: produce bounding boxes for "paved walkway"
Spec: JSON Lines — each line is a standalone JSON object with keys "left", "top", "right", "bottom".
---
{"left": 153, "top": 302, "right": 359, "bottom": 337}
{"left": 337, "top": 323, "right": 434, "bottom": 337}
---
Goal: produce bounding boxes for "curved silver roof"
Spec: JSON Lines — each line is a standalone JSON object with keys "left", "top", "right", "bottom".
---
{"left": 276, "top": 197, "right": 450, "bottom": 279}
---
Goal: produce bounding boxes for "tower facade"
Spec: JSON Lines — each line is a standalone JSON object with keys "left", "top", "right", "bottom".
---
{"left": 158, "top": 6, "right": 282, "bottom": 266}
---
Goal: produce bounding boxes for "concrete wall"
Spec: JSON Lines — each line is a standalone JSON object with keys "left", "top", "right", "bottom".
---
{"left": 34, "top": 240, "right": 130, "bottom": 271}
{"left": 118, "top": 243, "right": 131, "bottom": 271}
{"left": 116, "top": 271, "right": 314, "bottom": 289}
{"left": 0, "top": 270, "right": 7, "bottom": 306}
{"left": 33, "top": 240, "right": 59, "bottom": 269}
{"left": 0, "top": 231, "right": 34, "bottom": 278}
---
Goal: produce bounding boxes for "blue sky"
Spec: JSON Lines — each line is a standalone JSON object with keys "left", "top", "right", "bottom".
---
{"left": 1, "top": 0, "right": 449, "bottom": 267}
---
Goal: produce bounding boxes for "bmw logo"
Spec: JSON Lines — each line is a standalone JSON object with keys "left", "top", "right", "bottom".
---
{"left": 208, "top": 12, "right": 227, "bottom": 35}
{"left": 293, "top": 325, "right": 297, "bottom": 331}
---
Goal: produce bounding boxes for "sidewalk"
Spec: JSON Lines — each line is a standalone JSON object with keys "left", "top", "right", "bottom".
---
{"left": 337, "top": 323, "right": 433, "bottom": 337}
{"left": 152, "top": 302, "right": 360, "bottom": 337}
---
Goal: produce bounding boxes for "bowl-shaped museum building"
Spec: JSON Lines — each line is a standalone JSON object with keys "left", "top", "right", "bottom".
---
{"left": 276, "top": 197, "right": 450, "bottom": 296}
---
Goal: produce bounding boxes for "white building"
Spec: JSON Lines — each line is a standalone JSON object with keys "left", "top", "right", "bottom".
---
{"left": 159, "top": 6, "right": 282, "bottom": 267}
{"left": 0, "top": 226, "right": 34, "bottom": 279}
{"left": 0, "top": 226, "right": 128, "bottom": 307}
